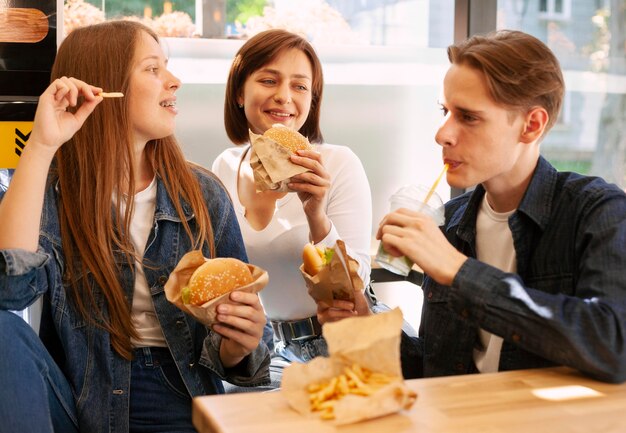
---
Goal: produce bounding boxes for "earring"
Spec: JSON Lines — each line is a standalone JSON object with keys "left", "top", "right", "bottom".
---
{"left": 238, "top": 103, "right": 243, "bottom": 108}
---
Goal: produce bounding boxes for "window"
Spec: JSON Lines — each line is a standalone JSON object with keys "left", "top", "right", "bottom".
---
{"left": 538, "top": 0, "right": 571, "bottom": 20}
{"left": 498, "top": 0, "right": 626, "bottom": 188}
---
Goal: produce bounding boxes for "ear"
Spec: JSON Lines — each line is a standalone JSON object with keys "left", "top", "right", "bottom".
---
{"left": 236, "top": 92, "right": 244, "bottom": 107}
{"left": 520, "top": 107, "right": 549, "bottom": 143}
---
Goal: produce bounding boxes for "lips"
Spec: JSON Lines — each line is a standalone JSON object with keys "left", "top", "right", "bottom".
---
{"left": 266, "top": 110, "right": 293, "bottom": 118}
{"left": 160, "top": 99, "right": 176, "bottom": 108}
{"left": 443, "top": 159, "right": 461, "bottom": 169}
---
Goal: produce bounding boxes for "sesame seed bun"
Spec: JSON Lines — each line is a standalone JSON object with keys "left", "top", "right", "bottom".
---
{"left": 183, "top": 258, "right": 254, "bottom": 306}
{"left": 264, "top": 124, "right": 312, "bottom": 153}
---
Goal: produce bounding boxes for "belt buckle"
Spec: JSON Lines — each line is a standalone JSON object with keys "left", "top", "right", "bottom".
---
{"left": 288, "top": 317, "right": 317, "bottom": 342}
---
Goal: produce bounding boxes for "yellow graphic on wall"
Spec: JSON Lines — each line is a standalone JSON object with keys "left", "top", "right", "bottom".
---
{"left": 0, "top": 121, "right": 32, "bottom": 169}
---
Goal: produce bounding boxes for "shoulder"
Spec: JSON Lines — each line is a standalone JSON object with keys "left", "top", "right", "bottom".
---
{"left": 556, "top": 171, "right": 626, "bottom": 214}
{"left": 189, "top": 163, "right": 232, "bottom": 205}
{"left": 212, "top": 146, "right": 246, "bottom": 175}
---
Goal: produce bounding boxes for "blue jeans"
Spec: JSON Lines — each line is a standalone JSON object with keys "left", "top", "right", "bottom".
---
{"left": 0, "top": 310, "right": 197, "bottom": 433}
{"left": 129, "top": 347, "right": 196, "bottom": 433}
{"left": 0, "top": 309, "right": 78, "bottom": 433}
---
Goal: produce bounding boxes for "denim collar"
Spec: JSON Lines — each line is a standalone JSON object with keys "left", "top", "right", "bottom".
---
{"left": 153, "top": 175, "right": 194, "bottom": 223}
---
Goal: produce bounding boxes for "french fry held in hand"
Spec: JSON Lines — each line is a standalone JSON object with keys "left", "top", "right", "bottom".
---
{"left": 308, "top": 364, "right": 401, "bottom": 420}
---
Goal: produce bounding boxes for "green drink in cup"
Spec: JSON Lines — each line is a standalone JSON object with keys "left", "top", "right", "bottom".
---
{"left": 376, "top": 164, "right": 448, "bottom": 276}
{"left": 375, "top": 184, "right": 445, "bottom": 276}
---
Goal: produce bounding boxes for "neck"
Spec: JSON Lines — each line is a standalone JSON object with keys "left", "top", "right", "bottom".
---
{"left": 124, "top": 142, "right": 153, "bottom": 194}
{"left": 483, "top": 151, "right": 540, "bottom": 213}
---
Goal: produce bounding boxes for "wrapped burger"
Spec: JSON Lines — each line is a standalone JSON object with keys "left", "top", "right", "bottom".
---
{"left": 249, "top": 124, "right": 312, "bottom": 192}
{"left": 164, "top": 250, "right": 268, "bottom": 326}
{"left": 300, "top": 239, "right": 360, "bottom": 305}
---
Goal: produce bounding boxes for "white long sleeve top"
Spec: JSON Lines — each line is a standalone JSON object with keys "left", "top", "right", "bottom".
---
{"left": 212, "top": 143, "right": 372, "bottom": 321}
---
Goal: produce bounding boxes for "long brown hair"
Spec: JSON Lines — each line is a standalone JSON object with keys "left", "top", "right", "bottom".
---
{"left": 448, "top": 30, "right": 564, "bottom": 134}
{"left": 224, "top": 29, "right": 324, "bottom": 144}
{"left": 51, "top": 21, "right": 214, "bottom": 360}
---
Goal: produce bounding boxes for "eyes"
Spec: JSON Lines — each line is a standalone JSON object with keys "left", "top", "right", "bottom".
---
{"left": 439, "top": 105, "right": 479, "bottom": 124}
{"left": 257, "top": 78, "right": 309, "bottom": 93}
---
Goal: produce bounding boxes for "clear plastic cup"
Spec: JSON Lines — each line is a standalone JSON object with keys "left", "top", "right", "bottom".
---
{"left": 375, "top": 184, "right": 445, "bottom": 276}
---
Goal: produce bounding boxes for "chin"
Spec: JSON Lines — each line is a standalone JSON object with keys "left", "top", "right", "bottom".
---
{"left": 446, "top": 174, "right": 473, "bottom": 191}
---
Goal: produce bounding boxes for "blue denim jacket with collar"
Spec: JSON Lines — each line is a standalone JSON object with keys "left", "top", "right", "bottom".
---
{"left": 401, "top": 156, "right": 626, "bottom": 383}
{"left": 0, "top": 167, "right": 270, "bottom": 433}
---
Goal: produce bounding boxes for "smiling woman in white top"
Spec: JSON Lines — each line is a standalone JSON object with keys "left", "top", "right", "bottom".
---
{"left": 212, "top": 29, "right": 373, "bottom": 387}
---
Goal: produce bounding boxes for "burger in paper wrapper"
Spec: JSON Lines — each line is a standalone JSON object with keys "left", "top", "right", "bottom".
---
{"left": 300, "top": 240, "right": 359, "bottom": 305}
{"left": 164, "top": 250, "right": 268, "bottom": 326}
{"left": 249, "top": 124, "right": 313, "bottom": 192}
{"left": 281, "top": 308, "right": 417, "bottom": 425}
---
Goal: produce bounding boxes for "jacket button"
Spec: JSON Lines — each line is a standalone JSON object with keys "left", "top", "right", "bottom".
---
{"left": 427, "top": 291, "right": 433, "bottom": 299}
{"left": 176, "top": 320, "right": 184, "bottom": 326}
{"left": 461, "top": 309, "right": 469, "bottom": 319}
{"left": 158, "top": 276, "right": 168, "bottom": 285}
{"left": 512, "top": 333, "right": 521, "bottom": 343}
{"left": 112, "top": 389, "right": 124, "bottom": 395}
{"left": 189, "top": 363, "right": 195, "bottom": 368}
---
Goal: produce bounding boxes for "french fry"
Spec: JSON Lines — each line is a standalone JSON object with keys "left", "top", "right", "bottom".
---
{"left": 99, "top": 92, "right": 124, "bottom": 98}
{"left": 307, "top": 364, "right": 401, "bottom": 420}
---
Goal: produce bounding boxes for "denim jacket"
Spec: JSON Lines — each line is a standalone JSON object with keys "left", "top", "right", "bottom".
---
{"left": 0, "top": 168, "right": 270, "bottom": 433}
{"left": 401, "top": 157, "right": 626, "bottom": 383}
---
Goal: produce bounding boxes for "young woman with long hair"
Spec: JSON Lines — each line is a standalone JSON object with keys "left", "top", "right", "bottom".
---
{"left": 0, "top": 21, "right": 269, "bottom": 433}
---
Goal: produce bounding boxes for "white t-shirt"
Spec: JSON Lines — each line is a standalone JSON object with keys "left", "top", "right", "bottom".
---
{"left": 119, "top": 177, "right": 166, "bottom": 347}
{"left": 212, "top": 143, "right": 372, "bottom": 321}
{"left": 473, "top": 194, "right": 516, "bottom": 373}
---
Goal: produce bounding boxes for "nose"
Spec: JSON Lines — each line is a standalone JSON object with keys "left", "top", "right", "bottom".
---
{"left": 273, "top": 83, "right": 291, "bottom": 104}
{"left": 435, "top": 114, "right": 456, "bottom": 148}
{"left": 167, "top": 70, "right": 181, "bottom": 91}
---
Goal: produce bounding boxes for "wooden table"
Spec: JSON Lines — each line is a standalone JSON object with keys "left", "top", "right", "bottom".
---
{"left": 193, "top": 367, "right": 626, "bottom": 433}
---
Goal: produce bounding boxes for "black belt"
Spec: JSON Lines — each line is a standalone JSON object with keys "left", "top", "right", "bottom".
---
{"left": 271, "top": 316, "right": 322, "bottom": 343}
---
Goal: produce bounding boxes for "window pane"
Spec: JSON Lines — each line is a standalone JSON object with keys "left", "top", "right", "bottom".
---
{"left": 497, "top": 0, "right": 626, "bottom": 189}
{"left": 555, "top": 0, "right": 563, "bottom": 13}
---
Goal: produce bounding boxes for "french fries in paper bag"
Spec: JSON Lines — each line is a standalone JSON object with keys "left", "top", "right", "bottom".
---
{"left": 164, "top": 250, "right": 268, "bottom": 326}
{"left": 281, "top": 308, "right": 417, "bottom": 425}
{"left": 300, "top": 240, "right": 360, "bottom": 305}
{"left": 249, "top": 130, "right": 309, "bottom": 192}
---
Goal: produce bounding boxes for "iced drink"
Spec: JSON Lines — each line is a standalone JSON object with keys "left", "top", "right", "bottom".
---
{"left": 375, "top": 184, "right": 445, "bottom": 276}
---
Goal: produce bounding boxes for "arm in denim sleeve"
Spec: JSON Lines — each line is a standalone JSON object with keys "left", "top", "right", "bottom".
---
{"left": 449, "top": 192, "right": 626, "bottom": 383}
{"left": 0, "top": 248, "right": 51, "bottom": 311}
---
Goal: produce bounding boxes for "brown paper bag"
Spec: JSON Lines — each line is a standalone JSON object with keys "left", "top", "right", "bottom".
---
{"left": 281, "top": 308, "right": 417, "bottom": 425}
{"left": 249, "top": 130, "right": 310, "bottom": 192}
{"left": 164, "top": 250, "right": 268, "bottom": 326}
{"left": 300, "top": 240, "right": 361, "bottom": 305}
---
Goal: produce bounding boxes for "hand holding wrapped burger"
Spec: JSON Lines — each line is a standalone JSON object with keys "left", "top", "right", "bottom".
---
{"left": 249, "top": 124, "right": 320, "bottom": 192}
{"left": 165, "top": 252, "right": 269, "bottom": 367}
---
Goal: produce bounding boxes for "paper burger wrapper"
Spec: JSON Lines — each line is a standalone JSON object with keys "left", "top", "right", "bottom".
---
{"left": 300, "top": 240, "right": 362, "bottom": 305}
{"left": 249, "top": 130, "right": 310, "bottom": 192}
{"left": 164, "top": 250, "right": 268, "bottom": 326}
{"left": 281, "top": 308, "right": 417, "bottom": 425}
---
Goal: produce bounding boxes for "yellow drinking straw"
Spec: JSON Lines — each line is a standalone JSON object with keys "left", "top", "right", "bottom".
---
{"left": 424, "top": 163, "right": 449, "bottom": 205}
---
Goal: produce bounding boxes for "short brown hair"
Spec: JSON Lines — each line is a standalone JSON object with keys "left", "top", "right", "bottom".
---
{"left": 448, "top": 30, "right": 564, "bottom": 133}
{"left": 224, "top": 29, "right": 324, "bottom": 144}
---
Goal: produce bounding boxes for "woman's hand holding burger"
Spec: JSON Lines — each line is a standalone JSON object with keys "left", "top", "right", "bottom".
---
{"left": 180, "top": 257, "right": 266, "bottom": 368}
{"left": 214, "top": 290, "right": 266, "bottom": 368}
